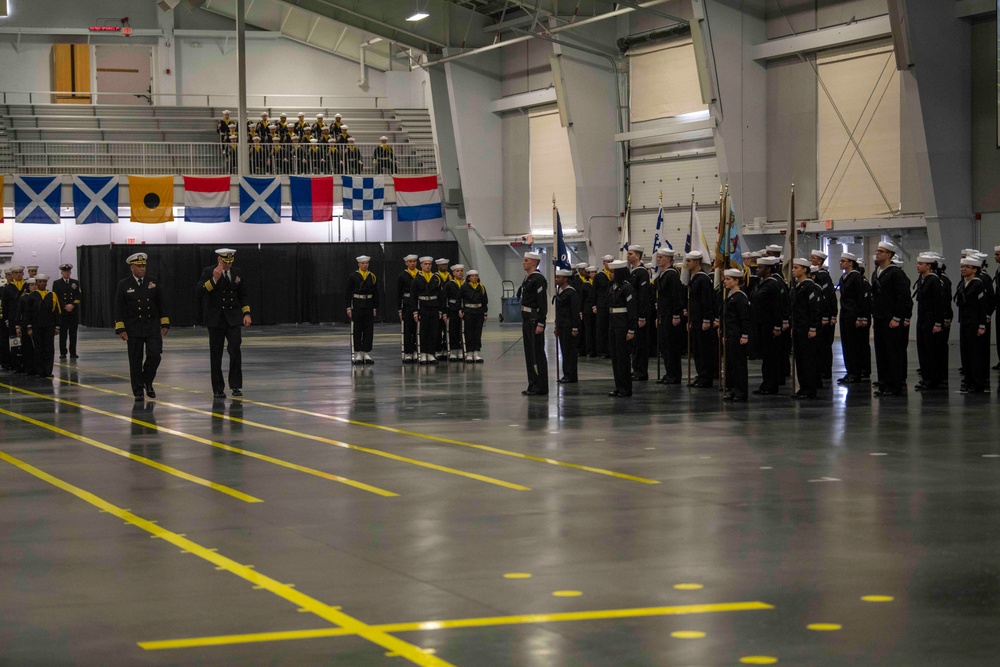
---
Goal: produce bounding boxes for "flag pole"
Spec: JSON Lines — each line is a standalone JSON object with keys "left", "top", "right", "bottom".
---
{"left": 720, "top": 183, "right": 731, "bottom": 395}
{"left": 656, "top": 190, "right": 662, "bottom": 382}
{"left": 553, "top": 193, "right": 560, "bottom": 383}
{"left": 717, "top": 184, "right": 726, "bottom": 389}
{"left": 687, "top": 186, "right": 695, "bottom": 386}
{"left": 790, "top": 182, "right": 798, "bottom": 396}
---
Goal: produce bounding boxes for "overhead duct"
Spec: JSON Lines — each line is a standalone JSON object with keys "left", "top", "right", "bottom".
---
{"left": 617, "top": 24, "right": 691, "bottom": 53}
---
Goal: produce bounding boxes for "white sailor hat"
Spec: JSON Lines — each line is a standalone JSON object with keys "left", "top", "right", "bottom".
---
{"left": 25, "top": 277, "right": 36, "bottom": 285}
{"left": 215, "top": 248, "right": 237, "bottom": 261}
{"left": 126, "top": 253, "right": 147, "bottom": 265}
{"left": 59, "top": 263, "right": 72, "bottom": 270}
{"left": 961, "top": 248, "right": 977, "bottom": 256}
{"left": 291, "top": 134, "right": 300, "bottom": 141}
{"left": 10, "top": 265, "right": 24, "bottom": 271}
{"left": 744, "top": 251, "right": 759, "bottom": 259}
{"left": 976, "top": 251, "right": 989, "bottom": 259}
{"left": 260, "top": 112, "right": 268, "bottom": 118}
{"left": 723, "top": 268, "right": 743, "bottom": 279}
{"left": 586, "top": 265, "right": 597, "bottom": 272}
{"left": 555, "top": 268, "right": 574, "bottom": 276}
{"left": 766, "top": 244, "right": 783, "bottom": 253}
{"left": 327, "top": 137, "right": 335, "bottom": 143}
{"left": 279, "top": 112, "right": 287, "bottom": 117}
{"left": 809, "top": 265, "right": 819, "bottom": 272}
{"left": 810, "top": 249, "right": 828, "bottom": 260}
{"left": 380, "top": 135, "right": 388, "bottom": 141}
{"left": 891, "top": 256, "right": 904, "bottom": 265}
{"left": 877, "top": 241, "right": 897, "bottom": 253}
{"left": 961, "top": 256, "right": 982, "bottom": 267}
{"left": 335, "top": 113, "right": 342, "bottom": 119}
{"left": 253, "top": 136, "right": 261, "bottom": 142}
{"left": 403, "top": 254, "right": 419, "bottom": 261}
{"left": 601, "top": 255, "right": 614, "bottom": 262}
{"left": 418, "top": 256, "right": 434, "bottom": 263}
{"left": 608, "top": 259, "right": 627, "bottom": 270}
{"left": 268, "top": 124, "right": 277, "bottom": 130}
{"left": 994, "top": 245, "right": 1000, "bottom": 253}
{"left": 917, "top": 253, "right": 938, "bottom": 263}
{"left": 654, "top": 247, "right": 673, "bottom": 257}
{"left": 297, "top": 112, "right": 305, "bottom": 117}
{"left": 34, "top": 273, "right": 50, "bottom": 281}
{"left": 435, "top": 258, "right": 449, "bottom": 264}
{"left": 466, "top": 270, "right": 479, "bottom": 277}
{"left": 757, "top": 256, "right": 779, "bottom": 266}
{"left": 26, "top": 265, "right": 38, "bottom": 270}
{"left": 450, "top": 264, "right": 464, "bottom": 271}
{"left": 309, "top": 138, "right": 318, "bottom": 144}
{"left": 840, "top": 252, "right": 857, "bottom": 261}
{"left": 685, "top": 250, "right": 704, "bottom": 261}
{"left": 223, "top": 110, "right": 231, "bottom": 115}
{"left": 792, "top": 257, "right": 811, "bottom": 268}
{"left": 524, "top": 251, "right": 542, "bottom": 261}
{"left": 340, "top": 124, "right": 349, "bottom": 130}
{"left": 347, "top": 137, "right": 356, "bottom": 143}
{"left": 317, "top": 113, "right": 324, "bottom": 118}
{"left": 644, "top": 262, "right": 655, "bottom": 270}
{"left": 627, "top": 245, "right": 645, "bottom": 255}
{"left": 573, "top": 262, "right": 588, "bottom": 269}
{"left": 356, "top": 255, "right": 371, "bottom": 262}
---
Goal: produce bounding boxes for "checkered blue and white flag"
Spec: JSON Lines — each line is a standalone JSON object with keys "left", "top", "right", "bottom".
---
{"left": 340, "top": 175, "right": 384, "bottom": 222}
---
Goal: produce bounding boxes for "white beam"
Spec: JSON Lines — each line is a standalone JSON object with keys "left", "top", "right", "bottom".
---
{"left": 488, "top": 88, "right": 557, "bottom": 113}
{"left": 750, "top": 15, "right": 891, "bottom": 62}
{"left": 614, "top": 117, "right": 714, "bottom": 142}
{"left": 174, "top": 29, "right": 282, "bottom": 39}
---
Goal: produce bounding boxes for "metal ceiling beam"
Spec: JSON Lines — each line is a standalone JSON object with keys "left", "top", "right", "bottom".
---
{"left": 599, "top": 0, "right": 688, "bottom": 25}
{"left": 750, "top": 15, "right": 891, "bottom": 61}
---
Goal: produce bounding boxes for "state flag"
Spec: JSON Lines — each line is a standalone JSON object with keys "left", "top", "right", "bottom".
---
{"left": 239, "top": 176, "right": 281, "bottom": 224}
{"left": 341, "top": 175, "right": 384, "bottom": 222}
{"left": 73, "top": 175, "right": 119, "bottom": 224}
{"left": 393, "top": 175, "right": 442, "bottom": 223}
{"left": 290, "top": 176, "right": 333, "bottom": 222}
{"left": 183, "top": 176, "right": 230, "bottom": 222}
{"left": 128, "top": 175, "right": 174, "bottom": 223}
{"left": 14, "top": 175, "right": 61, "bottom": 224}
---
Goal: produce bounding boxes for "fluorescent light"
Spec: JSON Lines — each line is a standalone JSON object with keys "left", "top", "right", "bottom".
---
{"left": 406, "top": 11, "right": 429, "bottom": 21}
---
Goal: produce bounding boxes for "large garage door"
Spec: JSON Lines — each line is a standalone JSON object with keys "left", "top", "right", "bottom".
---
{"left": 628, "top": 155, "right": 720, "bottom": 253}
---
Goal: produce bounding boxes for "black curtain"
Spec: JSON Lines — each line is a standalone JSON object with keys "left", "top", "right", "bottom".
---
{"left": 78, "top": 241, "right": 458, "bottom": 327}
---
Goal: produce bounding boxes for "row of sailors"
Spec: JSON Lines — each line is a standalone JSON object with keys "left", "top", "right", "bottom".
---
{"left": 225, "top": 135, "right": 396, "bottom": 175}
{"left": 218, "top": 111, "right": 348, "bottom": 143}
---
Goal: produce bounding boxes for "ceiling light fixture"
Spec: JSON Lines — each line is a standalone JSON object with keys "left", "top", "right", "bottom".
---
{"left": 406, "top": 11, "right": 429, "bottom": 21}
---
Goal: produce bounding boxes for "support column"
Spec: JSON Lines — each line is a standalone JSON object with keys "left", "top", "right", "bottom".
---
{"left": 155, "top": 8, "right": 177, "bottom": 106}
{"left": 236, "top": 0, "right": 248, "bottom": 178}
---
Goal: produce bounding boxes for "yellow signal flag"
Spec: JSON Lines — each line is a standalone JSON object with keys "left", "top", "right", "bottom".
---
{"left": 128, "top": 176, "right": 174, "bottom": 223}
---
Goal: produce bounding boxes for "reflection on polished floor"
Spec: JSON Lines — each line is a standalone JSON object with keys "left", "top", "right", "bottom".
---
{"left": 2, "top": 323, "right": 999, "bottom": 666}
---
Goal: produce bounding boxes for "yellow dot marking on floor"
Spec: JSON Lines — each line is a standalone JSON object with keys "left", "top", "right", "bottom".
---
{"left": 552, "top": 590, "right": 582, "bottom": 597}
{"left": 673, "top": 583, "right": 704, "bottom": 590}
{"left": 503, "top": 573, "right": 532, "bottom": 579}
{"left": 861, "top": 595, "right": 894, "bottom": 602}
{"left": 670, "top": 631, "right": 705, "bottom": 639}
{"left": 807, "top": 623, "right": 842, "bottom": 631}
{"left": 740, "top": 657, "right": 778, "bottom": 665}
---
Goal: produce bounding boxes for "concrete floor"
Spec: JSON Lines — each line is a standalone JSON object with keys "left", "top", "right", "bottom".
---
{"left": 1, "top": 323, "right": 999, "bottom": 666}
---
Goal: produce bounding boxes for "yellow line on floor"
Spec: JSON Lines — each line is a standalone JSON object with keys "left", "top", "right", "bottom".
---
{"left": 0, "top": 383, "right": 397, "bottom": 498}
{"left": 138, "top": 601, "right": 774, "bottom": 650}
{"left": 54, "top": 377, "right": 530, "bottom": 492}
{"left": 0, "top": 406, "right": 261, "bottom": 503}
{"left": 0, "top": 451, "right": 452, "bottom": 667}
{"left": 60, "top": 365, "right": 656, "bottom": 486}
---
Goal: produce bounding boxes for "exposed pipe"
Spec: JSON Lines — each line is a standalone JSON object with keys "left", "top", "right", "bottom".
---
{"left": 617, "top": 23, "right": 691, "bottom": 53}
{"left": 358, "top": 44, "right": 367, "bottom": 89}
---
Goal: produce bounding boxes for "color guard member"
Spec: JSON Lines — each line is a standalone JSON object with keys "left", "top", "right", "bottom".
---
{"left": 721, "top": 268, "right": 750, "bottom": 401}
{"left": 460, "top": 269, "right": 487, "bottom": 363}
{"left": 397, "top": 254, "right": 419, "bottom": 363}
{"left": 346, "top": 254, "right": 379, "bottom": 366}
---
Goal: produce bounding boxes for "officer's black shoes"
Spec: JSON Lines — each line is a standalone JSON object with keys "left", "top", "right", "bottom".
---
{"left": 724, "top": 392, "right": 747, "bottom": 402}
{"left": 134, "top": 393, "right": 144, "bottom": 401}
{"left": 524, "top": 389, "right": 547, "bottom": 396}
{"left": 993, "top": 363, "right": 1000, "bottom": 370}
{"left": 232, "top": 389, "right": 243, "bottom": 397}
{"left": 145, "top": 385, "right": 156, "bottom": 398}
{"left": 631, "top": 374, "right": 648, "bottom": 381}
{"left": 873, "top": 388, "right": 903, "bottom": 397}
{"left": 690, "top": 380, "right": 713, "bottom": 388}
{"left": 723, "top": 392, "right": 735, "bottom": 401}
{"left": 791, "top": 391, "right": 817, "bottom": 400}
{"left": 557, "top": 377, "right": 577, "bottom": 384}
{"left": 608, "top": 390, "right": 631, "bottom": 397}
{"left": 59, "top": 355, "right": 67, "bottom": 360}
{"left": 213, "top": 392, "right": 226, "bottom": 399}
{"left": 70, "top": 354, "right": 79, "bottom": 359}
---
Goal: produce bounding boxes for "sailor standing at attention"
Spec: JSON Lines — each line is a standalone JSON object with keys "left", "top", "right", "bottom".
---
{"left": 346, "top": 254, "right": 379, "bottom": 366}
{"left": 520, "top": 251, "right": 548, "bottom": 396}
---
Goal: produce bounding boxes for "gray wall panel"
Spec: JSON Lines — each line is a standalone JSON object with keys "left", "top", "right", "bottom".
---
{"left": 766, "top": 0, "right": 817, "bottom": 40}
{"left": 503, "top": 113, "right": 531, "bottom": 235}
{"left": 816, "top": 0, "right": 887, "bottom": 29}
{"left": 972, "top": 19, "right": 1000, "bottom": 214}
{"left": 766, "top": 56, "right": 818, "bottom": 221}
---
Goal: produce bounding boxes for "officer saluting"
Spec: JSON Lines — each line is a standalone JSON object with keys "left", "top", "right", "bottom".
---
{"left": 520, "top": 251, "right": 548, "bottom": 396}
{"left": 397, "top": 254, "right": 419, "bottom": 363}
{"left": 53, "top": 263, "right": 83, "bottom": 360}
{"left": 346, "top": 254, "right": 379, "bottom": 366}
{"left": 554, "top": 268, "right": 581, "bottom": 384}
{"left": 197, "top": 248, "right": 252, "bottom": 398}
{"left": 115, "top": 253, "right": 169, "bottom": 401}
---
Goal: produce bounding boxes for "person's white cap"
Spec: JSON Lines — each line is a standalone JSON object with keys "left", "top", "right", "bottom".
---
{"left": 608, "top": 259, "right": 627, "bottom": 270}
{"left": 435, "top": 258, "right": 449, "bottom": 264}
{"left": 327, "top": 137, "right": 336, "bottom": 143}
{"left": 573, "top": 262, "right": 588, "bottom": 269}
{"left": 524, "top": 251, "right": 542, "bottom": 261}
{"left": 215, "top": 248, "right": 237, "bottom": 260}
{"left": 279, "top": 112, "right": 287, "bottom": 117}
{"left": 126, "top": 253, "right": 148, "bottom": 265}
{"left": 25, "top": 278, "right": 36, "bottom": 284}
{"left": 685, "top": 250, "right": 704, "bottom": 261}
{"left": 917, "top": 253, "right": 938, "bottom": 263}
{"left": 10, "top": 265, "right": 24, "bottom": 271}
{"left": 655, "top": 247, "right": 673, "bottom": 257}
{"left": 291, "top": 135, "right": 299, "bottom": 140}
{"left": 601, "top": 255, "right": 614, "bottom": 261}
{"left": 253, "top": 136, "right": 261, "bottom": 141}
{"left": 810, "top": 249, "right": 828, "bottom": 260}
{"left": 222, "top": 110, "right": 231, "bottom": 115}
{"left": 403, "top": 254, "right": 418, "bottom": 261}
{"left": 792, "top": 257, "right": 811, "bottom": 268}
{"left": 317, "top": 113, "right": 324, "bottom": 118}
{"left": 976, "top": 251, "right": 989, "bottom": 259}
{"left": 586, "top": 265, "right": 597, "bottom": 272}
{"left": 555, "top": 268, "right": 574, "bottom": 276}
{"left": 757, "top": 256, "right": 779, "bottom": 266}
{"left": 311, "top": 138, "right": 321, "bottom": 143}
{"left": 380, "top": 135, "right": 388, "bottom": 141}
{"left": 356, "top": 255, "right": 371, "bottom": 262}
{"left": 340, "top": 124, "right": 348, "bottom": 130}
{"left": 297, "top": 112, "right": 305, "bottom": 117}
{"left": 766, "top": 244, "right": 783, "bottom": 252}
{"left": 961, "top": 256, "right": 982, "bottom": 267}
{"left": 418, "top": 256, "right": 433, "bottom": 263}
{"left": 26, "top": 265, "right": 38, "bottom": 270}
{"left": 891, "top": 256, "right": 904, "bottom": 265}
{"left": 335, "top": 113, "right": 342, "bottom": 118}
{"left": 841, "top": 252, "right": 857, "bottom": 261}
{"left": 961, "top": 248, "right": 977, "bottom": 257}
{"left": 260, "top": 112, "right": 268, "bottom": 118}
{"left": 809, "top": 265, "right": 819, "bottom": 272}
{"left": 627, "top": 245, "right": 644, "bottom": 255}
{"left": 450, "top": 264, "right": 464, "bottom": 271}
{"left": 877, "top": 241, "right": 897, "bottom": 253}
{"left": 723, "top": 268, "right": 743, "bottom": 279}
{"left": 347, "top": 137, "right": 356, "bottom": 143}
{"left": 34, "top": 273, "right": 49, "bottom": 281}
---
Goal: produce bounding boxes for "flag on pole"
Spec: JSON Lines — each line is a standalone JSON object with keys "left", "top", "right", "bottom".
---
{"left": 341, "top": 175, "right": 384, "bottom": 221}
{"left": 14, "top": 176, "right": 61, "bottom": 224}
{"left": 620, "top": 195, "right": 631, "bottom": 252}
{"left": 128, "top": 176, "right": 174, "bottom": 223}
{"left": 393, "top": 175, "right": 443, "bottom": 224}
{"left": 553, "top": 202, "right": 571, "bottom": 270}
{"left": 783, "top": 184, "right": 796, "bottom": 280}
{"left": 0, "top": 175, "right": 4, "bottom": 223}
{"left": 684, "top": 201, "right": 710, "bottom": 259}
{"left": 183, "top": 176, "right": 230, "bottom": 222}
{"left": 651, "top": 194, "right": 672, "bottom": 255}
{"left": 715, "top": 193, "right": 744, "bottom": 271}
{"left": 239, "top": 176, "right": 281, "bottom": 224}
{"left": 289, "top": 175, "right": 334, "bottom": 222}
{"left": 73, "top": 176, "right": 119, "bottom": 224}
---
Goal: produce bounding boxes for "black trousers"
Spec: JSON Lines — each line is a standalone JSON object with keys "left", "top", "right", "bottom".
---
{"left": 583, "top": 310, "right": 597, "bottom": 355}
{"left": 839, "top": 318, "right": 858, "bottom": 378}
{"left": 59, "top": 312, "right": 79, "bottom": 356}
{"left": 658, "top": 318, "right": 683, "bottom": 380}
{"left": 438, "top": 313, "right": 449, "bottom": 355}
{"left": 0, "top": 320, "right": 11, "bottom": 368}
{"left": 631, "top": 323, "right": 649, "bottom": 378}
{"left": 780, "top": 329, "right": 792, "bottom": 378}
{"left": 464, "top": 314, "right": 484, "bottom": 352}
{"left": 522, "top": 319, "right": 548, "bottom": 392}
{"left": 417, "top": 308, "right": 439, "bottom": 354}
{"left": 577, "top": 312, "right": 588, "bottom": 354}
{"left": 757, "top": 327, "right": 782, "bottom": 391}
{"left": 209, "top": 326, "right": 243, "bottom": 393}
{"left": 793, "top": 331, "right": 820, "bottom": 393}
{"left": 873, "top": 319, "right": 907, "bottom": 391}
{"left": 19, "top": 332, "right": 34, "bottom": 374}
{"left": 595, "top": 308, "right": 610, "bottom": 355}
{"left": 917, "top": 323, "right": 948, "bottom": 387}
{"left": 448, "top": 313, "right": 463, "bottom": 353}
{"left": 402, "top": 308, "right": 417, "bottom": 353}
{"left": 859, "top": 325, "right": 872, "bottom": 376}
{"left": 692, "top": 326, "right": 717, "bottom": 384}
{"left": 352, "top": 307, "right": 373, "bottom": 352}
{"left": 127, "top": 334, "right": 162, "bottom": 395}
{"left": 820, "top": 323, "right": 835, "bottom": 377}
{"left": 558, "top": 329, "right": 578, "bottom": 382}
{"left": 724, "top": 337, "right": 748, "bottom": 398}
{"left": 609, "top": 328, "right": 633, "bottom": 394}
{"left": 32, "top": 327, "right": 55, "bottom": 377}
{"left": 960, "top": 323, "right": 989, "bottom": 391}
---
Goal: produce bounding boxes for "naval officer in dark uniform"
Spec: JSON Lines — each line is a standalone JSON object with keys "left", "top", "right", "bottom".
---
{"left": 721, "top": 268, "right": 751, "bottom": 401}
{"left": 520, "top": 251, "right": 548, "bottom": 396}
{"left": 115, "top": 253, "right": 170, "bottom": 401}
{"left": 346, "top": 254, "right": 379, "bottom": 366}
{"left": 53, "top": 263, "right": 83, "bottom": 360}
{"left": 790, "top": 257, "right": 822, "bottom": 399}
{"left": 914, "top": 253, "right": 950, "bottom": 391}
{"left": 871, "top": 241, "right": 912, "bottom": 396}
{"left": 554, "top": 268, "right": 581, "bottom": 384}
{"left": 397, "top": 254, "right": 419, "bottom": 363}
{"left": 196, "top": 248, "right": 251, "bottom": 398}
{"left": 607, "top": 259, "right": 636, "bottom": 397}
{"left": 686, "top": 250, "right": 717, "bottom": 388}
{"left": 653, "top": 248, "right": 684, "bottom": 384}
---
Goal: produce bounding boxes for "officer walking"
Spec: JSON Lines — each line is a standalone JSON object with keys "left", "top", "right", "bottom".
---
{"left": 554, "top": 268, "right": 581, "bottom": 384}
{"left": 346, "top": 254, "right": 378, "bottom": 366}
{"left": 654, "top": 248, "right": 684, "bottom": 384}
{"left": 914, "top": 253, "right": 950, "bottom": 391}
{"left": 519, "top": 251, "right": 548, "bottom": 396}
{"left": 115, "top": 253, "right": 170, "bottom": 401}
{"left": 23, "top": 274, "right": 61, "bottom": 379}
{"left": 790, "top": 258, "right": 822, "bottom": 399}
{"left": 53, "top": 263, "right": 82, "bottom": 360}
{"left": 626, "top": 246, "right": 651, "bottom": 381}
{"left": 871, "top": 242, "right": 912, "bottom": 397}
{"left": 460, "top": 269, "right": 488, "bottom": 363}
{"left": 196, "top": 248, "right": 251, "bottom": 398}
{"left": 721, "top": 268, "right": 751, "bottom": 401}
{"left": 607, "top": 259, "right": 636, "bottom": 397}
{"left": 397, "top": 254, "right": 419, "bottom": 363}
{"left": 686, "top": 251, "right": 716, "bottom": 388}
{"left": 411, "top": 257, "right": 444, "bottom": 365}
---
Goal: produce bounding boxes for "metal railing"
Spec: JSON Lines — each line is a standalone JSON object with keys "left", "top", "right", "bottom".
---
{"left": 0, "top": 91, "right": 391, "bottom": 109}
{"left": 11, "top": 141, "right": 437, "bottom": 176}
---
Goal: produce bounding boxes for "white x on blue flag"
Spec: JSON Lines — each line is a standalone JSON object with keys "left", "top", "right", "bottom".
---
{"left": 73, "top": 176, "right": 119, "bottom": 224}
{"left": 341, "top": 175, "right": 384, "bottom": 222}
{"left": 239, "top": 176, "right": 281, "bottom": 224}
{"left": 14, "top": 176, "right": 61, "bottom": 224}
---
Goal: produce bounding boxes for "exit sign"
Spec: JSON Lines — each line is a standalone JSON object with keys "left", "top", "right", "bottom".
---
{"left": 89, "top": 25, "right": 122, "bottom": 32}
{"left": 126, "top": 237, "right": 136, "bottom": 244}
